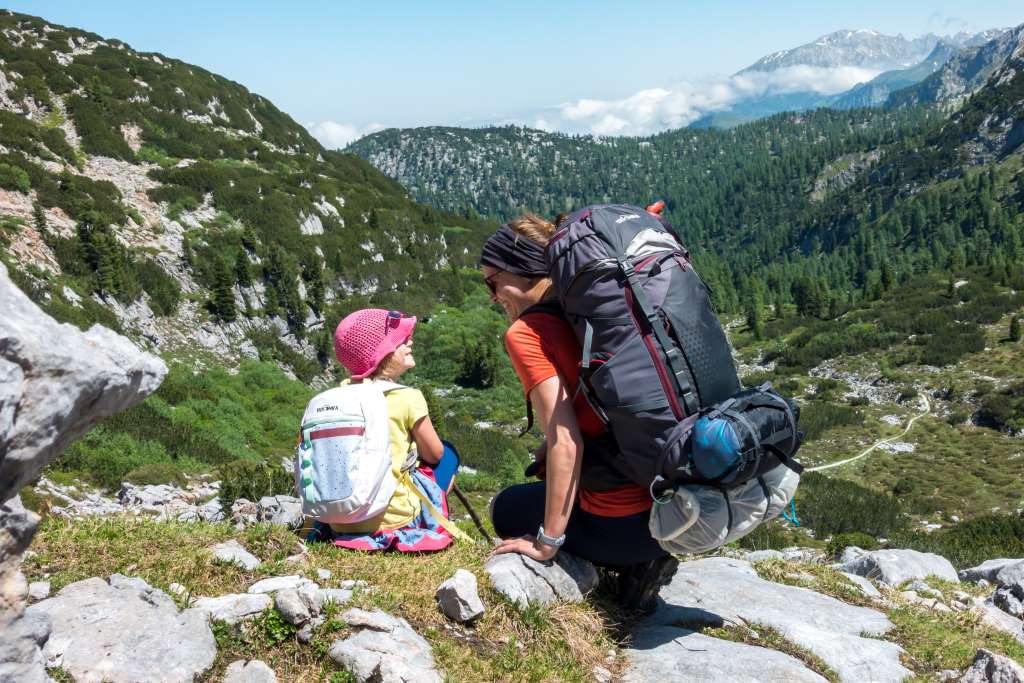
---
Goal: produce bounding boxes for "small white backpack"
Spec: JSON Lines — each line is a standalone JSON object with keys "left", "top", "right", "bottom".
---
{"left": 295, "top": 380, "right": 403, "bottom": 524}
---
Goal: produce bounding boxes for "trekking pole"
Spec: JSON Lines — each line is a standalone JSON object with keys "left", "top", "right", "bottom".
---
{"left": 450, "top": 483, "right": 494, "bottom": 544}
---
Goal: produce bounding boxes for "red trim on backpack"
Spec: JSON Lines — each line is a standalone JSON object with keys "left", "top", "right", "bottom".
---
{"left": 310, "top": 426, "right": 365, "bottom": 440}
{"left": 624, "top": 286, "right": 685, "bottom": 420}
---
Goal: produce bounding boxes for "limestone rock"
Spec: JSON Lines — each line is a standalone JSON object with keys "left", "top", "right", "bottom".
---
{"left": 211, "top": 540, "right": 260, "bottom": 571}
{"left": 436, "top": 569, "right": 484, "bottom": 623}
{"left": 329, "top": 608, "right": 442, "bottom": 683}
{"left": 625, "top": 626, "right": 829, "bottom": 683}
{"left": 274, "top": 589, "right": 310, "bottom": 626}
{"left": 316, "top": 568, "right": 332, "bottom": 581}
{"left": 25, "top": 575, "right": 215, "bottom": 683}
{"left": 0, "top": 261, "right": 167, "bottom": 505}
{"left": 248, "top": 575, "right": 316, "bottom": 594}
{"left": 841, "top": 572, "right": 881, "bottom": 599}
{"left": 839, "top": 546, "right": 868, "bottom": 565}
{"left": 649, "top": 557, "right": 911, "bottom": 682}
{"left": 27, "top": 581, "right": 50, "bottom": 601}
{"left": 257, "top": 495, "right": 304, "bottom": 529}
{"left": 958, "top": 648, "right": 1024, "bottom": 683}
{"left": 996, "top": 563, "right": 1024, "bottom": 590}
{"left": 843, "top": 549, "right": 959, "bottom": 586}
{"left": 744, "top": 549, "right": 785, "bottom": 562}
{"left": 484, "top": 552, "right": 598, "bottom": 608}
{"left": 319, "top": 588, "right": 354, "bottom": 607}
{"left": 192, "top": 593, "right": 271, "bottom": 624}
{"left": 224, "top": 659, "right": 278, "bottom": 683}
{"left": 994, "top": 585, "right": 1024, "bottom": 619}
{"left": 970, "top": 597, "right": 1024, "bottom": 644}
{"left": 960, "top": 559, "right": 1024, "bottom": 584}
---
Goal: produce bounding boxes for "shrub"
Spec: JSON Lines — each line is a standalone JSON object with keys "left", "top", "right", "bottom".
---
{"left": 891, "top": 515, "right": 1024, "bottom": 569}
{"left": 736, "top": 519, "right": 806, "bottom": 551}
{"left": 57, "top": 428, "right": 173, "bottom": 490}
{"left": 799, "top": 402, "right": 864, "bottom": 441}
{"left": 825, "top": 531, "right": 879, "bottom": 558}
{"left": 135, "top": 257, "right": 181, "bottom": 316}
{"left": 123, "top": 463, "right": 187, "bottom": 487}
{"left": 796, "top": 472, "right": 907, "bottom": 538}
{"left": 218, "top": 458, "right": 294, "bottom": 509}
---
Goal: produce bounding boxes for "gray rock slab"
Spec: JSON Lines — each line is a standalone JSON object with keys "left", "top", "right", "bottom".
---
{"left": 25, "top": 575, "right": 215, "bottom": 683}
{"left": 843, "top": 549, "right": 959, "bottom": 586}
{"left": 316, "top": 568, "right": 332, "bottom": 581}
{"left": 972, "top": 597, "right": 1024, "bottom": 644}
{"left": 436, "top": 569, "right": 484, "bottom": 623}
{"left": 959, "top": 648, "right": 1024, "bottom": 683}
{"left": 994, "top": 586, "right": 1024, "bottom": 618}
{"left": 27, "top": 581, "right": 50, "bottom": 601}
{"left": 257, "top": 495, "right": 304, "bottom": 529}
{"left": 841, "top": 572, "right": 882, "bottom": 599}
{"left": 211, "top": 540, "right": 260, "bottom": 571}
{"left": 192, "top": 593, "right": 271, "bottom": 624}
{"left": 484, "top": 552, "right": 598, "bottom": 608}
{"left": 960, "top": 559, "right": 1024, "bottom": 583}
{"left": 274, "top": 589, "right": 310, "bottom": 626}
{"left": 319, "top": 588, "right": 354, "bottom": 607}
{"left": 649, "top": 557, "right": 910, "bottom": 683}
{"left": 248, "top": 575, "right": 316, "bottom": 594}
{"left": 744, "top": 549, "right": 785, "bottom": 562}
{"left": 839, "top": 546, "right": 867, "bottom": 565}
{"left": 329, "top": 608, "right": 442, "bottom": 683}
{"left": 224, "top": 659, "right": 278, "bottom": 683}
{"left": 996, "top": 563, "right": 1024, "bottom": 590}
{"left": 624, "top": 625, "right": 829, "bottom": 683}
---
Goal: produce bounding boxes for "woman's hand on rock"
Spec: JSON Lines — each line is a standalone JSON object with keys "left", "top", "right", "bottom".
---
{"left": 492, "top": 535, "right": 558, "bottom": 562}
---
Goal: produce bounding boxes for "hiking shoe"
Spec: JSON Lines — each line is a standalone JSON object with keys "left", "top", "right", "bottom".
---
{"left": 617, "top": 555, "right": 679, "bottom": 614}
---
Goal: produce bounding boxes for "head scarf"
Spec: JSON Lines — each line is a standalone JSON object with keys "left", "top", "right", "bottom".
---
{"left": 479, "top": 224, "right": 548, "bottom": 277}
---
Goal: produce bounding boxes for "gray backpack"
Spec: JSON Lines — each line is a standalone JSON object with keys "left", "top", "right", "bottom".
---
{"left": 542, "top": 204, "right": 803, "bottom": 496}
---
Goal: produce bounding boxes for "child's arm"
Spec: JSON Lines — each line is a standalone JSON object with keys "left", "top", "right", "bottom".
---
{"left": 411, "top": 415, "right": 444, "bottom": 464}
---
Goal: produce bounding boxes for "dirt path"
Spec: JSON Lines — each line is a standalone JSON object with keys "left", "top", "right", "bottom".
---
{"left": 806, "top": 395, "right": 931, "bottom": 473}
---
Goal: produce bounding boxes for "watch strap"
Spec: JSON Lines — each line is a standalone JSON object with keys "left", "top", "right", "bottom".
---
{"left": 536, "top": 525, "right": 566, "bottom": 547}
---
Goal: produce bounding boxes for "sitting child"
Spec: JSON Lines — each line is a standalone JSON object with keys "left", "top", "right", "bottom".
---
{"left": 308, "top": 308, "right": 460, "bottom": 552}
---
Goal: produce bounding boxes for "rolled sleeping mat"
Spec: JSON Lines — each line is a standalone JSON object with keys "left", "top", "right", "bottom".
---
{"left": 649, "top": 461, "right": 800, "bottom": 556}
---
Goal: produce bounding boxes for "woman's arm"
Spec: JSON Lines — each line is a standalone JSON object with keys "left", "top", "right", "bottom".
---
{"left": 411, "top": 414, "right": 444, "bottom": 464}
{"left": 494, "top": 374, "right": 582, "bottom": 561}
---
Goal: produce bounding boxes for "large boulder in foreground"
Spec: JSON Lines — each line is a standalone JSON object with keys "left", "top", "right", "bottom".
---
{"left": 958, "top": 648, "right": 1024, "bottom": 683}
{"left": 26, "top": 574, "right": 216, "bottom": 683}
{"left": 625, "top": 626, "right": 829, "bottom": 683}
{"left": 484, "top": 552, "right": 598, "bottom": 607}
{"left": 640, "top": 557, "right": 911, "bottom": 682}
{"left": 0, "top": 262, "right": 165, "bottom": 683}
{"left": 842, "top": 549, "right": 959, "bottom": 587}
{"left": 959, "top": 559, "right": 1024, "bottom": 584}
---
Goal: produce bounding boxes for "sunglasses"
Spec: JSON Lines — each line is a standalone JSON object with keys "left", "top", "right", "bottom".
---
{"left": 484, "top": 272, "right": 501, "bottom": 295}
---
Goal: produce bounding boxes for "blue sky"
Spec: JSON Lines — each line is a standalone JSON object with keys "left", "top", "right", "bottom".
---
{"left": 8, "top": 1, "right": 1023, "bottom": 144}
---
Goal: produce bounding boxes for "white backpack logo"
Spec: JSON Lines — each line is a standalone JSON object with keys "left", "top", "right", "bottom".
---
{"left": 295, "top": 381, "right": 403, "bottom": 524}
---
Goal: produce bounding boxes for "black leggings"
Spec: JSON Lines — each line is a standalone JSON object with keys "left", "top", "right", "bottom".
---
{"left": 490, "top": 482, "right": 668, "bottom": 567}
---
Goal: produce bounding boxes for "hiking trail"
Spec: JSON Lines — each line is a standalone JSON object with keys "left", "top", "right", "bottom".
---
{"left": 806, "top": 395, "right": 931, "bottom": 473}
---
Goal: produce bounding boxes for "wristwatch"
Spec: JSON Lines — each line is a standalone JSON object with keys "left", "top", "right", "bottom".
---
{"left": 536, "top": 525, "right": 566, "bottom": 548}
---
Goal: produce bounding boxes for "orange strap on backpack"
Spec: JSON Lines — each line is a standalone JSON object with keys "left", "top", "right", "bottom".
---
{"left": 646, "top": 200, "right": 666, "bottom": 215}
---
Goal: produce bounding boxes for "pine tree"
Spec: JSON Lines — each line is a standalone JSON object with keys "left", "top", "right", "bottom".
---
{"left": 1011, "top": 315, "right": 1021, "bottom": 343}
{"left": 210, "top": 257, "right": 237, "bottom": 322}
{"left": 234, "top": 250, "right": 252, "bottom": 288}
{"left": 880, "top": 262, "right": 894, "bottom": 292}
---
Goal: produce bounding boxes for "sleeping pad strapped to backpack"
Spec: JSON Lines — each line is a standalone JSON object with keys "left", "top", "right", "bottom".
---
{"left": 543, "top": 203, "right": 804, "bottom": 554}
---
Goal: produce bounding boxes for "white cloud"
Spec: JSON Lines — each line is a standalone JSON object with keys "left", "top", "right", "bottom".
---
{"left": 545, "top": 65, "right": 881, "bottom": 136}
{"left": 306, "top": 120, "right": 386, "bottom": 148}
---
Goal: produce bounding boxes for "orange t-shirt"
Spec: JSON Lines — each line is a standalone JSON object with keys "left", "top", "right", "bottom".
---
{"left": 505, "top": 310, "right": 651, "bottom": 517}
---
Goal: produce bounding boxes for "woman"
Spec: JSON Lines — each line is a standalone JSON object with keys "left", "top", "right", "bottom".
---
{"left": 481, "top": 215, "right": 678, "bottom": 611}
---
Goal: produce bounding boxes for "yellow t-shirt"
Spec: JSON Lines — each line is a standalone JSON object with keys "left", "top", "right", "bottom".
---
{"left": 329, "top": 384, "right": 428, "bottom": 533}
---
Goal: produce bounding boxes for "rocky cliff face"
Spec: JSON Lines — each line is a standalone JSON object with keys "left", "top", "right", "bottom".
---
{"left": 0, "top": 261, "right": 165, "bottom": 681}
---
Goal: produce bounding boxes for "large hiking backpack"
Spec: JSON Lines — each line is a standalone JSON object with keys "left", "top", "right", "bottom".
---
{"left": 544, "top": 204, "right": 803, "bottom": 550}
{"left": 295, "top": 381, "right": 404, "bottom": 524}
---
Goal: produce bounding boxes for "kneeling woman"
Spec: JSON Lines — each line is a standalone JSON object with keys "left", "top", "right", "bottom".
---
{"left": 481, "top": 216, "right": 677, "bottom": 610}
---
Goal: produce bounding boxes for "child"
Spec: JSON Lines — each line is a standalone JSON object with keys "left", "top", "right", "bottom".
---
{"left": 310, "top": 308, "right": 461, "bottom": 551}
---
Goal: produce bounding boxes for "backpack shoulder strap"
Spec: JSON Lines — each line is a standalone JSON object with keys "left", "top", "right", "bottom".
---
{"left": 520, "top": 299, "right": 563, "bottom": 319}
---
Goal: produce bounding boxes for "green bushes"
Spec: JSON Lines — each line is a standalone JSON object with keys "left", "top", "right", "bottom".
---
{"left": 135, "top": 258, "right": 181, "bottom": 315}
{"left": 796, "top": 472, "right": 907, "bottom": 538}
{"left": 892, "top": 515, "right": 1024, "bottom": 569}
{"left": 56, "top": 428, "right": 185, "bottom": 490}
{"left": 218, "top": 459, "right": 294, "bottom": 509}
{"left": 975, "top": 382, "right": 1024, "bottom": 433}
{"left": 825, "top": 531, "right": 879, "bottom": 558}
{"left": 799, "top": 402, "right": 864, "bottom": 441}
{"left": 124, "top": 463, "right": 187, "bottom": 487}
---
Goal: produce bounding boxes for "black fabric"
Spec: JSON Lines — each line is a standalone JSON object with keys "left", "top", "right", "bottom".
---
{"left": 480, "top": 224, "right": 548, "bottom": 277}
{"left": 490, "top": 481, "right": 668, "bottom": 566}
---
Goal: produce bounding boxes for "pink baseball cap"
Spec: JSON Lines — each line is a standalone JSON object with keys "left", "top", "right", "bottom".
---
{"left": 334, "top": 308, "right": 417, "bottom": 380}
